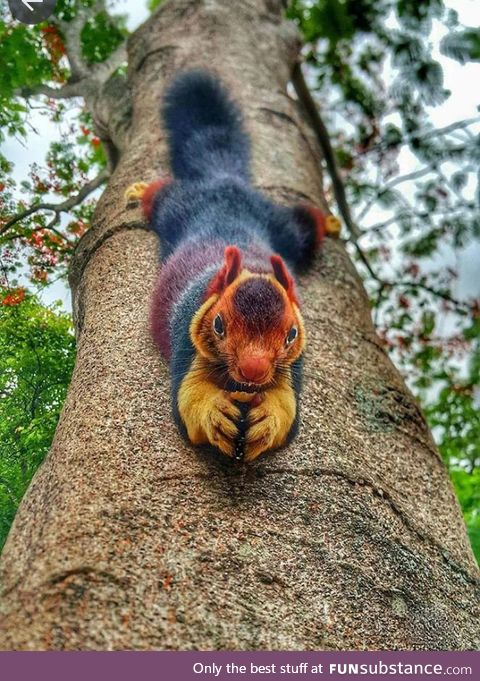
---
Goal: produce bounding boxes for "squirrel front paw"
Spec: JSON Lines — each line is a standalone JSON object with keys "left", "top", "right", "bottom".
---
{"left": 243, "top": 383, "right": 296, "bottom": 462}
{"left": 125, "top": 178, "right": 172, "bottom": 219}
{"left": 202, "top": 392, "right": 242, "bottom": 457}
{"left": 178, "top": 363, "right": 242, "bottom": 457}
{"left": 177, "top": 357, "right": 297, "bottom": 461}
{"left": 244, "top": 403, "right": 281, "bottom": 462}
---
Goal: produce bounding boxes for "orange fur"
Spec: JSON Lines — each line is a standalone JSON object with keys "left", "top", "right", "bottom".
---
{"left": 300, "top": 203, "right": 342, "bottom": 242}
{"left": 270, "top": 254, "right": 299, "bottom": 306}
{"left": 191, "top": 247, "right": 305, "bottom": 390}
{"left": 178, "top": 355, "right": 241, "bottom": 456}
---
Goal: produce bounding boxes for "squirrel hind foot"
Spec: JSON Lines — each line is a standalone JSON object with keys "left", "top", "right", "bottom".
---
{"left": 126, "top": 178, "right": 172, "bottom": 219}
{"left": 325, "top": 215, "right": 342, "bottom": 238}
{"left": 124, "top": 182, "right": 150, "bottom": 203}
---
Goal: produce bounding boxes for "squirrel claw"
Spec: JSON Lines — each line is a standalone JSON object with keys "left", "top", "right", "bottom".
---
{"left": 242, "top": 383, "right": 296, "bottom": 462}
{"left": 124, "top": 182, "right": 149, "bottom": 203}
{"left": 203, "top": 394, "right": 241, "bottom": 458}
{"left": 243, "top": 411, "right": 278, "bottom": 462}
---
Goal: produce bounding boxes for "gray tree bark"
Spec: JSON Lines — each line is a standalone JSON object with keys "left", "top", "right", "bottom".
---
{"left": 0, "top": 0, "right": 478, "bottom": 650}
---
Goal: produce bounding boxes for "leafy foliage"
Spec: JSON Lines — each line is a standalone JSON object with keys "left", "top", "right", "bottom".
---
{"left": 0, "top": 291, "right": 75, "bottom": 550}
{"left": 80, "top": 10, "right": 126, "bottom": 64}
{"left": 1, "top": 119, "right": 103, "bottom": 286}
{"left": 148, "top": 0, "right": 165, "bottom": 12}
{"left": 0, "top": 0, "right": 113, "bottom": 287}
{"left": 441, "top": 29, "right": 480, "bottom": 64}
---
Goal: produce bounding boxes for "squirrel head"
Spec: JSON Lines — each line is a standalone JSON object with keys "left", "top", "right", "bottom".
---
{"left": 190, "top": 246, "right": 305, "bottom": 391}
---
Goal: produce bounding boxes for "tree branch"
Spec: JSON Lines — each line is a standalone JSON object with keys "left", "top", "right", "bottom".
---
{"left": 19, "top": 82, "right": 84, "bottom": 100}
{"left": 385, "top": 166, "right": 433, "bottom": 189}
{"left": 351, "top": 245, "right": 470, "bottom": 314}
{"left": 53, "top": 5, "right": 93, "bottom": 81}
{"left": 0, "top": 169, "right": 109, "bottom": 238}
{"left": 292, "top": 62, "right": 362, "bottom": 240}
{"left": 358, "top": 116, "right": 480, "bottom": 157}
{"left": 291, "top": 62, "right": 385, "bottom": 284}
{"left": 356, "top": 178, "right": 416, "bottom": 224}
{"left": 90, "top": 43, "right": 128, "bottom": 85}
{"left": 18, "top": 47, "right": 127, "bottom": 103}
{"left": 3, "top": 223, "right": 75, "bottom": 248}
{"left": 366, "top": 268, "right": 470, "bottom": 314}
{"left": 289, "top": 64, "right": 473, "bottom": 318}
{"left": 392, "top": 281, "right": 470, "bottom": 311}
{"left": 17, "top": 2, "right": 127, "bottom": 104}
{"left": 353, "top": 242, "right": 381, "bottom": 281}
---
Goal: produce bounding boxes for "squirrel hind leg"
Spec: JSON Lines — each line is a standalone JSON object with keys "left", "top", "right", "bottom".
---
{"left": 284, "top": 203, "right": 342, "bottom": 272}
{"left": 295, "top": 203, "right": 342, "bottom": 249}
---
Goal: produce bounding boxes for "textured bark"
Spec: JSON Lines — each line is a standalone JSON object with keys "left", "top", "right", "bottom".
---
{"left": 0, "top": 0, "right": 479, "bottom": 651}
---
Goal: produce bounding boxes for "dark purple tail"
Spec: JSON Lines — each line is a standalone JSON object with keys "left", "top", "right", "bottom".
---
{"left": 162, "top": 70, "right": 251, "bottom": 183}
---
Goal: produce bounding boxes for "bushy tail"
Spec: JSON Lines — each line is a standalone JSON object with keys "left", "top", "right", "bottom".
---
{"left": 162, "top": 70, "right": 251, "bottom": 182}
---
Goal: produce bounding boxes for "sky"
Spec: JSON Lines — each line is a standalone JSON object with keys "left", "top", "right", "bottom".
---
{"left": 1, "top": 0, "right": 479, "bottom": 311}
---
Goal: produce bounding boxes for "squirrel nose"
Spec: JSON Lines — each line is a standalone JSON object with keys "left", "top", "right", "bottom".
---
{"left": 238, "top": 356, "right": 270, "bottom": 383}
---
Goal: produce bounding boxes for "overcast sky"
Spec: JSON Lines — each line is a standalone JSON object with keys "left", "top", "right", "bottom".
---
{"left": 1, "top": 0, "right": 479, "bottom": 310}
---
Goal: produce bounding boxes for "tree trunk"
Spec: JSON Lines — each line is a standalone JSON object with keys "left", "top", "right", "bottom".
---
{"left": 0, "top": 0, "right": 478, "bottom": 651}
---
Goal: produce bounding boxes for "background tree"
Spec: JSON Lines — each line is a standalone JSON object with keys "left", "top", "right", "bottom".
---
{"left": 0, "top": 290, "right": 75, "bottom": 550}
{"left": 0, "top": 0, "right": 479, "bottom": 650}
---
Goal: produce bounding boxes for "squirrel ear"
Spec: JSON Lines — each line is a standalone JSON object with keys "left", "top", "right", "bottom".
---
{"left": 224, "top": 246, "right": 243, "bottom": 285}
{"left": 271, "top": 255, "right": 298, "bottom": 304}
{"left": 206, "top": 246, "right": 243, "bottom": 297}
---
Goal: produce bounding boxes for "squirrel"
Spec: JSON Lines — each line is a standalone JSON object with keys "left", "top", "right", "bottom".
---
{"left": 125, "top": 70, "right": 341, "bottom": 462}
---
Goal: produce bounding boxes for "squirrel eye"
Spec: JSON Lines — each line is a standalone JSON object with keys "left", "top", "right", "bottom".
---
{"left": 286, "top": 326, "right": 298, "bottom": 346}
{"left": 213, "top": 314, "right": 225, "bottom": 337}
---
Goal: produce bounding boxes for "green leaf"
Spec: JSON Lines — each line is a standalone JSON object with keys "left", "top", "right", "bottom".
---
{"left": 80, "top": 11, "right": 127, "bottom": 64}
{"left": 149, "top": 0, "right": 165, "bottom": 10}
{"left": 0, "top": 291, "right": 76, "bottom": 551}
{"left": 441, "top": 29, "right": 480, "bottom": 64}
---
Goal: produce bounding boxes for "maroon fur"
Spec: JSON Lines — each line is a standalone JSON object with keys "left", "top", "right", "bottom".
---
{"left": 299, "top": 203, "right": 328, "bottom": 248}
{"left": 233, "top": 278, "right": 285, "bottom": 333}
{"left": 142, "top": 178, "right": 171, "bottom": 220}
{"left": 206, "top": 246, "right": 243, "bottom": 298}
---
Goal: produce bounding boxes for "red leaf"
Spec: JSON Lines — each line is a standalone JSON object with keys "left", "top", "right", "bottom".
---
{"left": 2, "top": 288, "right": 26, "bottom": 306}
